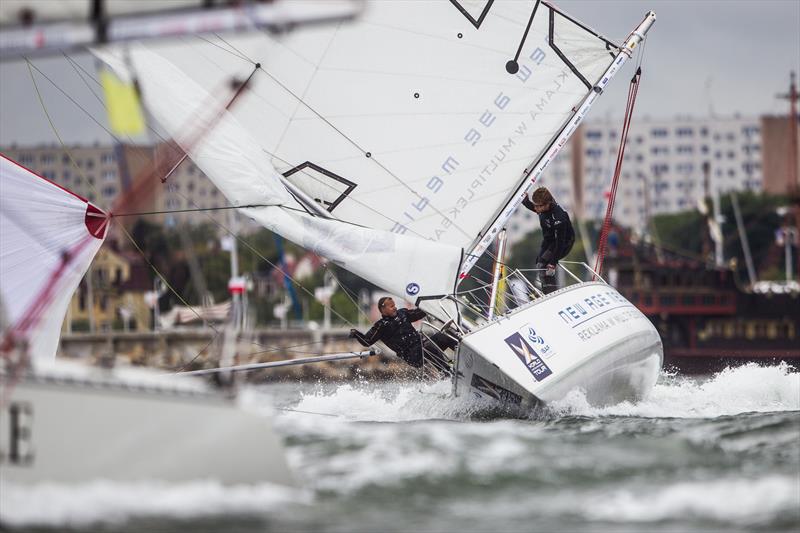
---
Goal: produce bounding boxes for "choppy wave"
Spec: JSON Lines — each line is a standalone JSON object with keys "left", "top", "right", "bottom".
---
{"left": 2, "top": 363, "right": 797, "bottom": 531}
{"left": 0, "top": 480, "right": 301, "bottom": 528}
{"left": 577, "top": 475, "right": 800, "bottom": 525}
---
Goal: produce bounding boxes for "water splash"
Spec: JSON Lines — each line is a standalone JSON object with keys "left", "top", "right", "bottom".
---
{"left": 282, "top": 363, "right": 799, "bottom": 423}
{"left": 549, "top": 363, "right": 800, "bottom": 418}
{"left": 285, "top": 379, "right": 495, "bottom": 422}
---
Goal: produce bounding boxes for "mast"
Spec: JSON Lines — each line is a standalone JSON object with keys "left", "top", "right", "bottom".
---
{"left": 459, "top": 10, "right": 657, "bottom": 282}
{"left": 730, "top": 191, "right": 757, "bottom": 286}
{"left": 776, "top": 72, "right": 800, "bottom": 282}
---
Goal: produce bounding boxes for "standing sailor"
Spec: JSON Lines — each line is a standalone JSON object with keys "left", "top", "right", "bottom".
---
{"left": 522, "top": 186, "right": 575, "bottom": 294}
{"left": 350, "top": 297, "right": 457, "bottom": 373}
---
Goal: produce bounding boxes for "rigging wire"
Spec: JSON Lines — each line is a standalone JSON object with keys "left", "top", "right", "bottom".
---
{"left": 23, "top": 58, "right": 229, "bottom": 373}
{"left": 27, "top": 53, "right": 362, "bottom": 350}
{"left": 593, "top": 69, "right": 642, "bottom": 278}
{"left": 24, "top": 56, "right": 231, "bottom": 359}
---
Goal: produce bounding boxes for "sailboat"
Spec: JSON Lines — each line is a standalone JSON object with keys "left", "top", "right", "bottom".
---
{"left": 89, "top": 0, "right": 662, "bottom": 409}
{"left": 0, "top": 154, "right": 294, "bottom": 485}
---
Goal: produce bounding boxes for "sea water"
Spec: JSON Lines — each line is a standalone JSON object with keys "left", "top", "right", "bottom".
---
{"left": 2, "top": 363, "right": 799, "bottom": 532}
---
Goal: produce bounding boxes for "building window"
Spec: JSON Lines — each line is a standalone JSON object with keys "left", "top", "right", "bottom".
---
{"left": 101, "top": 153, "right": 115, "bottom": 164}
{"left": 102, "top": 186, "right": 116, "bottom": 198}
{"left": 676, "top": 127, "right": 694, "bottom": 137}
{"left": 650, "top": 128, "right": 668, "bottom": 138}
{"left": 586, "top": 130, "right": 602, "bottom": 139}
{"left": 650, "top": 146, "right": 669, "bottom": 155}
{"left": 677, "top": 145, "right": 694, "bottom": 154}
{"left": 651, "top": 163, "right": 669, "bottom": 174}
{"left": 102, "top": 170, "right": 116, "bottom": 182}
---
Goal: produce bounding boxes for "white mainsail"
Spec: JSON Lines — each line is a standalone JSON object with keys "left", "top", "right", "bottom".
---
{"left": 96, "top": 0, "right": 641, "bottom": 302}
{"left": 0, "top": 154, "right": 109, "bottom": 359}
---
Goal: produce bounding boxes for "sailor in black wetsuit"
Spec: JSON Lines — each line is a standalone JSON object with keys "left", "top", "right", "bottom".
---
{"left": 522, "top": 186, "right": 575, "bottom": 294}
{"left": 349, "top": 297, "right": 457, "bottom": 373}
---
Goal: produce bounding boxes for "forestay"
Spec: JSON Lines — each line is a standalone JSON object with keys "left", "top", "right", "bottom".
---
{"left": 96, "top": 0, "right": 624, "bottom": 301}
{"left": 0, "top": 155, "right": 109, "bottom": 359}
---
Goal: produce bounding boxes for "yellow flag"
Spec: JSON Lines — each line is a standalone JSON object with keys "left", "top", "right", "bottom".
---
{"left": 100, "top": 69, "right": 145, "bottom": 136}
{"left": 494, "top": 264, "right": 506, "bottom": 315}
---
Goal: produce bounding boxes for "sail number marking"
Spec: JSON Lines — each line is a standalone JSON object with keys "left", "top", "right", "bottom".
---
{"left": 0, "top": 402, "right": 35, "bottom": 466}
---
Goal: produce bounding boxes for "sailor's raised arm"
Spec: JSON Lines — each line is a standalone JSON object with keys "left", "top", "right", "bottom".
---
{"left": 521, "top": 194, "right": 535, "bottom": 212}
{"left": 350, "top": 323, "right": 382, "bottom": 346}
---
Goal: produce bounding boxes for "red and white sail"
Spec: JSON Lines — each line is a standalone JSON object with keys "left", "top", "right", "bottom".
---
{"left": 0, "top": 154, "right": 109, "bottom": 360}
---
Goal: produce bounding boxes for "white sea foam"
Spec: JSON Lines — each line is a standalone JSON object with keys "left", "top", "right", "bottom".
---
{"left": 285, "top": 379, "right": 468, "bottom": 423}
{"left": 549, "top": 363, "right": 800, "bottom": 418}
{"left": 0, "top": 480, "right": 302, "bottom": 528}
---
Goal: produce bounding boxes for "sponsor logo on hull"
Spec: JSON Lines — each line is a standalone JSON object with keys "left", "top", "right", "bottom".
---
{"left": 504, "top": 332, "right": 552, "bottom": 381}
{"left": 521, "top": 324, "right": 556, "bottom": 359}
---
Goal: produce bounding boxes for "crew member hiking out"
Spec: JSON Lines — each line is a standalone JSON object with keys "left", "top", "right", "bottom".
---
{"left": 349, "top": 297, "right": 457, "bottom": 375}
{"left": 522, "top": 186, "right": 575, "bottom": 294}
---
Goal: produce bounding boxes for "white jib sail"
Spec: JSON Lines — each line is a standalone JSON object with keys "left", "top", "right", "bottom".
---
{"left": 115, "top": 45, "right": 464, "bottom": 301}
{"left": 96, "top": 0, "right": 636, "bottom": 299}
{"left": 0, "top": 154, "right": 109, "bottom": 360}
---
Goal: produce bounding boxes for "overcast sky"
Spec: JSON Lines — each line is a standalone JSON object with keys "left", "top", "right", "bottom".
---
{"left": 0, "top": 0, "right": 798, "bottom": 146}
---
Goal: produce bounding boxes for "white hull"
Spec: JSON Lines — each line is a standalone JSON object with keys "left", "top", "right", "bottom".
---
{"left": 455, "top": 282, "right": 662, "bottom": 408}
{"left": 0, "top": 361, "right": 295, "bottom": 486}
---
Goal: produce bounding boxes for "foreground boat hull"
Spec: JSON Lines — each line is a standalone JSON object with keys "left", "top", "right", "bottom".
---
{"left": 454, "top": 282, "right": 663, "bottom": 408}
{"left": 0, "top": 362, "right": 295, "bottom": 486}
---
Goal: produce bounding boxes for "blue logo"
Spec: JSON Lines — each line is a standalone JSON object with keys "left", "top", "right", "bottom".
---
{"left": 524, "top": 325, "right": 555, "bottom": 358}
{"left": 405, "top": 283, "right": 420, "bottom": 296}
{"left": 504, "top": 332, "right": 552, "bottom": 381}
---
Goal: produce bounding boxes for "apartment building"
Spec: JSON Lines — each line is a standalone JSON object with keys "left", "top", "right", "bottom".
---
{"left": 505, "top": 114, "right": 782, "bottom": 245}
{"left": 1, "top": 142, "right": 233, "bottom": 229}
